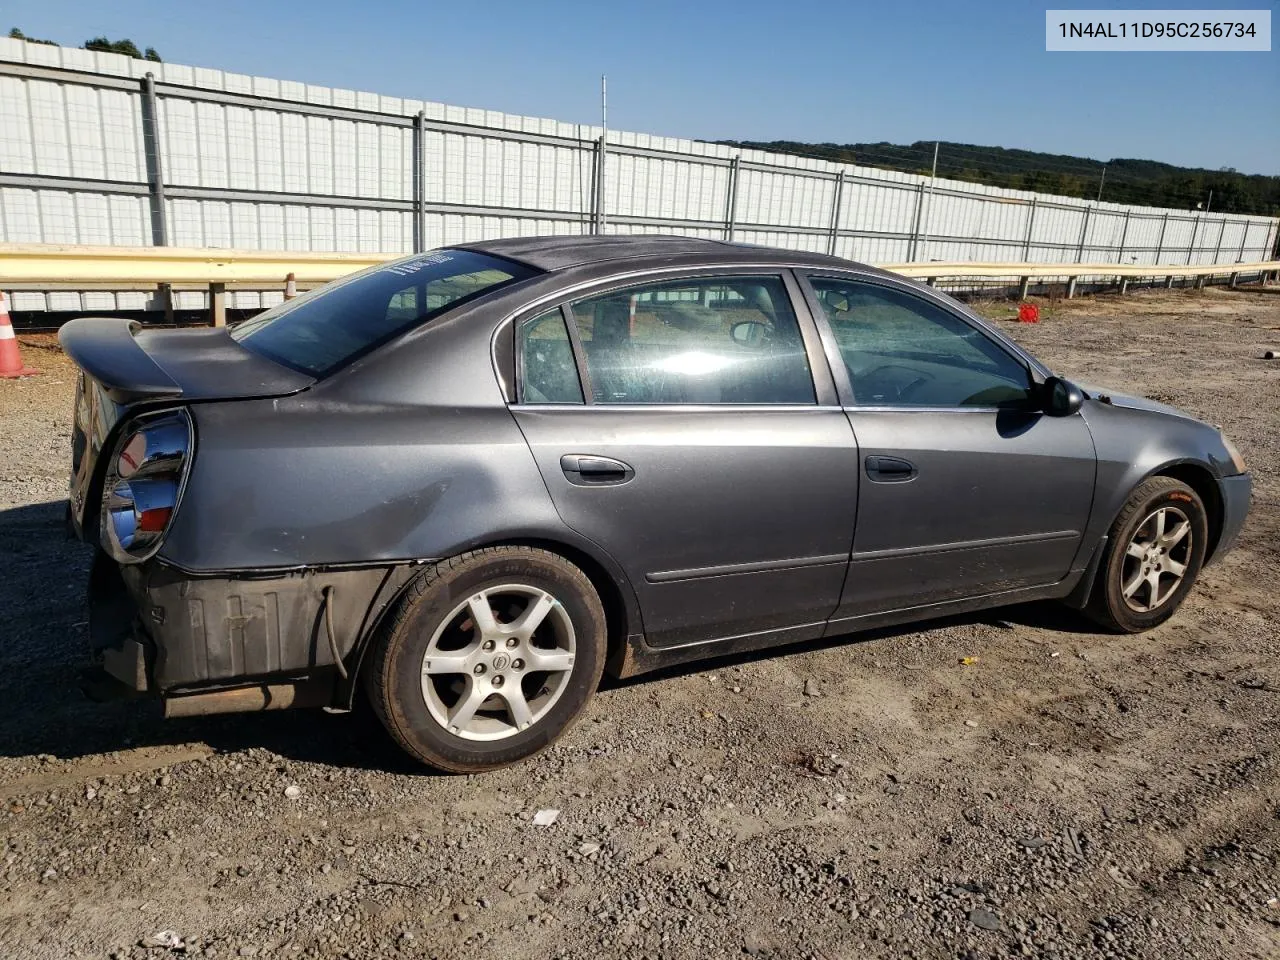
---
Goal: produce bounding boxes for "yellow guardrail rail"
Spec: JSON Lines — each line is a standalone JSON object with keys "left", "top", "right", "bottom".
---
{"left": 0, "top": 243, "right": 389, "bottom": 285}
{"left": 2, "top": 243, "right": 1276, "bottom": 324}
{"left": 1, "top": 242, "right": 1276, "bottom": 285}
{"left": 886, "top": 260, "right": 1280, "bottom": 279}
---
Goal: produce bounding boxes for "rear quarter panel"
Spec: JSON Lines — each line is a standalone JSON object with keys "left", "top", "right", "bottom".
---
{"left": 160, "top": 309, "right": 568, "bottom": 572}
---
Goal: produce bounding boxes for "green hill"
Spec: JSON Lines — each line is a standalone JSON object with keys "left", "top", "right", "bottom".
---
{"left": 719, "top": 139, "right": 1280, "bottom": 219}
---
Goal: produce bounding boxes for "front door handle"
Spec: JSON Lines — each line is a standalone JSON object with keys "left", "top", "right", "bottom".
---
{"left": 865, "top": 455, "right": 917, "bottom": 482}
{"left": 561, "top": 454, "right": 635, "bottom": 486}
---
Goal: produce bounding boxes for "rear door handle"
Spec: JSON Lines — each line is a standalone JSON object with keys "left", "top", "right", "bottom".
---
{"left": 560, "top": 454, "right": 635, "bottom": 486}
{"left": 865, "top": 455, "right": 917, "bottom": 482}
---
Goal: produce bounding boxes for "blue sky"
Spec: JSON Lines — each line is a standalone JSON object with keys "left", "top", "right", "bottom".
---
{"left": 6, "top": 0, "right": 1278, "bottom": 174}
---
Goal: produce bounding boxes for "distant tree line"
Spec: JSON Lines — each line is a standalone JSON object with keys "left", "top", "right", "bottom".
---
{"left": 8, "top": 27, "right": 160, "bottom": 61}
{"left": 720, "top": 139, "right": 1280, "bottom": 219}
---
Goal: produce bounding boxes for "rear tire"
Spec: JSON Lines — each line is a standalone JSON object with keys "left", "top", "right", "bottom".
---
{"left": 364, "top": 547, "right": 607, "bottom": 772}
{"left": 1085, "top": 476, "right": 1207, "bottom": 633}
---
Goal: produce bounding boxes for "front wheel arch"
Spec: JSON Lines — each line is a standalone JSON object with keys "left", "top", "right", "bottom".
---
{"left": 1064, "top": 459, "right": 1222, "bottom": 613}
{"left": 1151, "top": 462, "right": 1224, "bottom": 562}
{"left": 1084, "top": 474, "right": 1209, "bottom": 632}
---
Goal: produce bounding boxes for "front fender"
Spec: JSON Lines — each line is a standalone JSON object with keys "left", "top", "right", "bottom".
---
{"left": 1078, "top": 398, "right": 1238, "bottom": 550}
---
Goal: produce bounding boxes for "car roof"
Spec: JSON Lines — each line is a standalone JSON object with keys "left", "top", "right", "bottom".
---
{"left": 454, "top": 234, "right": 885, "bottom": 275}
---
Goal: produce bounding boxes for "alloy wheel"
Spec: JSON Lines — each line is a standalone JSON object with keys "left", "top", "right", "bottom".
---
{"left": 419, "top": 584, "right": 577, "bottom": 741}
{"left": 1120, "top": 505, "right": 1193, "bottom": 613}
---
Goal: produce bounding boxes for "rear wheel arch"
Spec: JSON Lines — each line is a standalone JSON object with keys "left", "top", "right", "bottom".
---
{"left": 340, "top": 534, "right": 642, "bottom": 707}
{"left": 491, "top": 537, "right": 640, "bottom": 675}
{"left": 362, "top": 545, "right": 608, "bottom": 771}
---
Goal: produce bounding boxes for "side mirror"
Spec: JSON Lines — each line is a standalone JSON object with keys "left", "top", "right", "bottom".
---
{"left": 730, "top": 320, "right": 767, "bottom": 345}
{"left": 1042, "top": 376, "right": 1083, "bottom": 417}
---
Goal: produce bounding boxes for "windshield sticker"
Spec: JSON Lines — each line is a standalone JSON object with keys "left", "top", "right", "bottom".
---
{"left": 383, "top": 252, "right": 455, "bottom": 277}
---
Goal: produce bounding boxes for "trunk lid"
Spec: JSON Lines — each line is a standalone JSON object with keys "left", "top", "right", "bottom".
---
{"left": 61, "top": 318, "right": 314, "bottom": 538}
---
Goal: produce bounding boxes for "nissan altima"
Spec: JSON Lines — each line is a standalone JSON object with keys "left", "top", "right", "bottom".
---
{"left": 61, "top": 236, "right": 1251, "bottom": 771}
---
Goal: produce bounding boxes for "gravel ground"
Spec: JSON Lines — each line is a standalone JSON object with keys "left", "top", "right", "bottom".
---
{"left": 1, "top": 287, "right": 1278, "bottom": 960}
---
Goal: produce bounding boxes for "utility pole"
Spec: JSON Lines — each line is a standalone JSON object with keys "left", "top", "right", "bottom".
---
{"left": 1205, "top": 188, "right": 1213, "bottom": 213}
{"left": 915, "top": 141, "right": 940, "bottom": 261}
{"left": 1096, "top": 165, "right": 1106, "bottom": 203}
{"left": 593, "top": 75, "right": 608, "bottom": 235}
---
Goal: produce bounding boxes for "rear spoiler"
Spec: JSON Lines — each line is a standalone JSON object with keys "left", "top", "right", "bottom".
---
{"left": 59, "top": 318, "right": 182, "bottom": 403}
{"left": 58, "top": 317, "right": 314, "bottom": 404}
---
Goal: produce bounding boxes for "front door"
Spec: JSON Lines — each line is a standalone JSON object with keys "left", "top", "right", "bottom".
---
{"left": 800, "top": 274, "right": 1096, "bottom": 625}
{"left": 511, "top": 271, "right": 859, "bottom": 649}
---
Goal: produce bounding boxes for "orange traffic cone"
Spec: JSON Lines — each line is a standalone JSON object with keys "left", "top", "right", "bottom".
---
{"left": 0, "top": 292, "right": 39, "bottom": 378}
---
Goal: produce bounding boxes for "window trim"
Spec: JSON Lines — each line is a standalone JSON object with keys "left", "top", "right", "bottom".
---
{"left": 514, "top": 306, "right": 589, "bottom": 405}
{"left": 507, "top": 267, "right": 837, "bottom": 409}
{"left": 561, "top": 303, "right": 595, "bottom": 404}
{"left": 797, "top": 271, "right": 1043, "bottom": 411}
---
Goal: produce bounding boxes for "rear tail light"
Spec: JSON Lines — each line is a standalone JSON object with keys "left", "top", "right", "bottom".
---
{"left": 101, "top": 409, "right": 193, "bottom": 563}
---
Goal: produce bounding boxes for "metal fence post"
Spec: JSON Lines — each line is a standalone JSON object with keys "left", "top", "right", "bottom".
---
{"left": 1262, "top": 221, "right": 1277, "bottom": 263}
{"left": 1021, "top": 198, "right": 1037, "bottom": 261}
{"left": 1186, "top": 215, "right": 1200, "bottom": 265}
{"left": 1075, "top": 206, "right": 1091, "bottom": 263}
{"left": 1213, "top": 218, "right": 1227, "bottom": 264}
{"left": 724, "top": 156, "right": 740, "bottom": 242}
{"left": 1236, "top": 220, "right": 1250, "bottom": 263}
{"left": 591, "top": 135, "right": 608, "bottom": 235}
{"left": 1154, "top": 212, "right": 1168, "bottom": 263}
{"left": 826, "top": 171, "right": 845, "bottom": 256}
{"left": 412, "top": 111, "right": 426, "bottom": 253}
{"left": 1117, "top": 210, "right": 1130, "bottom": 263}
{"left": 907, "top": 182, "right": 927, "bottom": 261}
{"left": 139, "top": 73, "right": 169, "bottom": 246}
{"left": 208, "top": 282, "right": 226, "bottom": 327}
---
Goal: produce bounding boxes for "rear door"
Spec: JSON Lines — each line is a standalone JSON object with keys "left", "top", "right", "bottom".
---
{"left": 510, "top": 270, "right": 860, "bottom": 649}
{"left": 797, "top": 273, "right": 1097, "bottom": 625}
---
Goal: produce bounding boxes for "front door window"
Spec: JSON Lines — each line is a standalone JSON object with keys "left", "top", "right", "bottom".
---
{"left": 809, "top": 278, "right": 1031, "bottom": 408}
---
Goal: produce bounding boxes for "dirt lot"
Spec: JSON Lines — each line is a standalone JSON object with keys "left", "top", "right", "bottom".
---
{"left": 1, "top": 287, "right": 1278, "bottom": 960}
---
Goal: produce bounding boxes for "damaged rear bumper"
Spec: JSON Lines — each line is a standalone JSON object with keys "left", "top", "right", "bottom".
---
{"left": 86, "top": 551, "right": 416, "bottom": 713}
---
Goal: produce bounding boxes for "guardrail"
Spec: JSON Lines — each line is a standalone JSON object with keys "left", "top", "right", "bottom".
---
{"left": 2, "top": 243, "right": 1276, "bottom": 325}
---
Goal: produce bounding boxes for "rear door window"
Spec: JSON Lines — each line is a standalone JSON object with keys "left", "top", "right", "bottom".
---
{"left": 519, "top": 309, "right": 584, "bottom": 404}
{"left": 565, "top": 276, "right": 815, "bottom": 404}
{"left": 232, "top": 250, "right": 536, "bottom": 376}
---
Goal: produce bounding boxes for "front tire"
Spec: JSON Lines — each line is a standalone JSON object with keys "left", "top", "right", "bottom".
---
{"left": 1086, "top": 476, "right": 1208, "bottom": 633}
{"left": 364, "top": 547, "right": 607, "bottom": 772}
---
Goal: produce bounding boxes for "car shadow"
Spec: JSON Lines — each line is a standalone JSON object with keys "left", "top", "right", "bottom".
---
{"left": 0, "top": 498, "right": 1103, "bottom": 776}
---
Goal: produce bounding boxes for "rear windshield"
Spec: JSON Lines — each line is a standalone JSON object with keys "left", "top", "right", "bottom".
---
{"left": 231, "top": 249, "right": 536, "bottom": 377}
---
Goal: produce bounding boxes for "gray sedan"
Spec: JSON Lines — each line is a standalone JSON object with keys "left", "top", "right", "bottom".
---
{"left": 62, "top": 236, "right": 1251, "bottom": 771}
